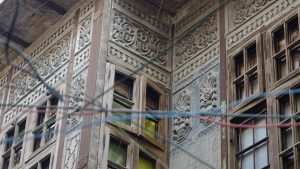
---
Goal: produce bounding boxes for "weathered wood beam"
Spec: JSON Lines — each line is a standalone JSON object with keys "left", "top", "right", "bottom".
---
{"left": 0, "top": 28, "right": 31, "bottom": 48}
{"left": 37, "top": 0, "right": 67, "bottom": 15}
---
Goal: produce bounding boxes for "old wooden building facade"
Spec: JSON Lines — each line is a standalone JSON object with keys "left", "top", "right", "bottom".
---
{"left": 0, "top": 0, "right": 300, "bottom": 169}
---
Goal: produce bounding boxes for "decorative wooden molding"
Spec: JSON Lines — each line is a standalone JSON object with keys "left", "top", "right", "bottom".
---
{"left": 107, "top": 43, "right": 171, "bottom": 87}
{"left": 227, "top": 0, "right": 299, "bottom": 49}
{"left": 174, "top": 14, "right": 218, "bottom": 69}
{"left": 110, "top": 10, "right": 170, "bottom": 69}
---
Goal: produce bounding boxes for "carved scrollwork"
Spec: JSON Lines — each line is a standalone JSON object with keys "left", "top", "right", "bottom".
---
{"left": 175, "top": 15, "right": 217, "bottom": 68}
{"left": 173, "top": 90, "right": 192, "bottom": 144}
{"left": 76, "top": 16, "right": 92, "bottom": 52}
{"left": 200, "top": 72, "right": 217, "bottom": 110}
{"left": 111, "top": 11, "right": 168, "bottom": 66}
{"left": 233, "top": 0, "right": 272, "bottom": 25}
{"left": 69, "top": 73, "right": 87, "bottom": 108}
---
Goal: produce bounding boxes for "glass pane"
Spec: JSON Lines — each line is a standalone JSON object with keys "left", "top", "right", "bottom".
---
{"left": 146, "top": 86, "right": 160, "bottom": 110}
{"left": 254, "top": 119, "right": 267, "bottom": 143}
{"left": 235, "top": 53, "right": 244, "bottom": 77}
{"left": 49, "top": 97, "right": 59, "bottom": 117}
{"left": 248, "top": 73, "right": 258, "bottom": 96}
{"left": 6, "top": 129, "right": 14, "bottom": 151}
{"left": 295, "top": 93, "right": 300, "bottom": 113}
{"left": 279, "top": 95, "right": 291, "bottom": 120}
{"left": 114, "top": 73, "right": 134, "bottom": 100}
{"left": 241, "top": 127, "right": 253, "bottom": 150}
{"left": 276, "top": 55, "right": 287, "bottom": 80}
{"left": 138, "top": 152, "right": 156, "bottom": 169}
{"left": 45, "top": 121, "right": 55, "bottom": 143}
{"left": 3, "top": 156, "right": 10, "bottom": 169}
{"left": 145, "top": 115, "right": 158, "bottom": 139}
{"left": 283, "top": 153, "right": 294, "bottom": 169}
{"left": 282, "top": 127, "right": 293, "bottom": 150}
{"left": 291, "top": 45, "right": 300, "bottom": 70}
{"left": 255, "top": 144, "right": 268, "bottom": 169}
{"left": 241, "top": 151, "right": 254, "bottom": 169}
{"left": 33, "top": 130, "right": 42, "bottom": 151}
{"left": 287, "top": 16, "right": 299, "bottom": 44}
{"left": 41, "top": 157, "right": 50, "bottom": 169}
{"left": 112, "top": 100, "right": 131, "bottom": 125}
{"left": 247, "top": 44, "right": 257, "bottom": 69}
{"left": 274, "top": 26, "right": 285, "bottom": 53}
{"left": 17, "top": 121, "right": 26, "bottom": 142}
{"left": 14, "top": 146, "right": 22, "bottom": 166}
{"left": 236, "top": 80, "right": 245, "bottom": 102}
{"left": 108, "top": 138, "right": 127, "bottom": 167}
{"left": 36, "top": 111, "right": 45, "bottom": 126}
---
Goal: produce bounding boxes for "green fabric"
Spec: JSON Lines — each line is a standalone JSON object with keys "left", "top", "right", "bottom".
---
{"left": 145, "top": 117, "right": 157, "bottom": 139}
{"left": 108, "top": 139, "right": 127, "bottom": 167}
{"left": 138, "top": 154, "right": 155, "bottom": 169}
{"left": 112, "top": 101, "right": 131, "bottom": 125}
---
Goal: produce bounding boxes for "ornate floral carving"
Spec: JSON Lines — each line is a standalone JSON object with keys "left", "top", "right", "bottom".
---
{"left": 64, "top": 133, "right": 80, "bottom": 169}
{"left": 227, "top": 0, "right": 297, "bottom": 49}
{"left": 232, "top": 0, "right": 273, "bottom": 25}
{"left": 108, "top": 44, "right": 170, "bottom": 86}
{"left": 8, "top": 35, "right": 71, "bottom": 104}
{"left": 173, "top": 45, "right": 219, "bottom": 85}
{"left": 173, "top": 90, "right": 192, "bottom": 144}
{"left": 70, "top": 73, "right": 87, "bottom": 108}
{"left": 200, "top": 72, "right": 217, "bottom": 110}
{"left": 111, "top": 11, "right": 168, "bottom": 66}
{"left": 76, "top": 16, "right": 92, "bottom": 52}
{"left": 112, "top": 0, "right": 170, "bottom": 35}
{"left": 175, "top": 15, "right": 217, "bottom": 68}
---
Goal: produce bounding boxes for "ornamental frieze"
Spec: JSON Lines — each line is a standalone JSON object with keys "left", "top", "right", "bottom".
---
{"left": 232, "top": 0, "right": 274, "bottom": 26}
{"left": 173, "top": 90, "right": 192, "bottom": 144}
{"left": 175, "top": 14, "right": 218, "bottom": 69}
{"left": 76, "top": 16, "right": 92, "bottom": 53}
{"left": 111, "top": 11, "right": 169, "bottom": 67}
{"left": 8, "top": 34, "right": 71, "bottom": 104}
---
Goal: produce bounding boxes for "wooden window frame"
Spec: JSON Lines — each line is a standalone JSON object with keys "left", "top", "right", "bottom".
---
{"left": 1, "top": 118, "right": 26, "bottom": 169}
{"left": 104, "top": 63, "right": 140, "bottom": 134}
{"left": 268, "top": 12, "right": 300, "bottom": 88}
{"left": 32, "top": 95, "right": 59, "bottom": 153}
{"left": 140, "top": 77, "right": 168, "bottom": 149}
{"left": 28, "top": 154, "right": 51, "bottom": 169}
{"left": 228, "top": 34, "right": 264, "bottom": 110}
{"left": 273, "top": 84, "right": 300, "bottom": 169}
{"left": 229, "top": 105, "right": 269, "bottom": 169}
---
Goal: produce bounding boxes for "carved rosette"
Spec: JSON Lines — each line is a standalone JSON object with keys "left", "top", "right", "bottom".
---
{"left": 175, "top": 15, "right": 217, "bottom": 68}
{"left": 233, "top": 0, "right": 272, "bottom": 25}
{"left": 173, "top": 90, "right": 192, "bottom": 144}
{"left": 111, "top": 11, "right": 168, "bottom": 66}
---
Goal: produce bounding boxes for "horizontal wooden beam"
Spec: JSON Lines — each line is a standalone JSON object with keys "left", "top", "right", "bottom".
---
{"left": 0, "top": 28, "right": 31, "bottom": 48}
{"left": 37, "top": 0, "right": 67, "bottom": 15}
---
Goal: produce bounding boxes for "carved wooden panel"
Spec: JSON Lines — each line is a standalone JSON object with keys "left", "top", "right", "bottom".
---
{"left": 227, "top": 0, "right": 300, "bottom": 49}
{"left": 8, "top": 33, "right": 72, "bottom": 104}
{"left": 75, "top": 15, "right": 93, "bottom": 53}
{"left": 110, "top": 10, "right": 170, "bottom": 70}
{"left": 173, "top": 89, "right": 192, "bottom": 144}
{"left": 107, "top": 43, "right": 171, "bottom": 87}
{"left": 112, "top": 0, "right": 170, "bottom": 37}
{"left": 174, "top": 14, "right": 218, "bottom": 69}
{"left": 173, "top": 43, "right": 220, "bottom": 93}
